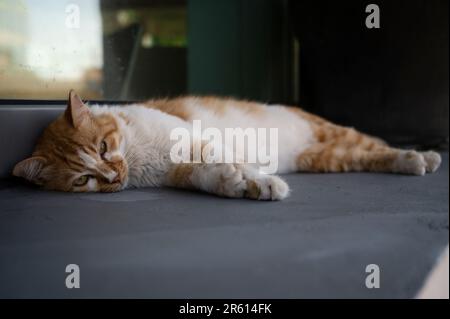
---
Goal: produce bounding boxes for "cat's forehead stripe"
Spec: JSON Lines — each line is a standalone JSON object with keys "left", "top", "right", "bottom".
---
{"left": 77, "top": 149, "right": 119, "bottom": 183}
{"left": 84, "top": 144, "right": 98, "bottom": 154}
{"left": 49, "top": 147, "right": 84, "bottom": 171}
{"left": 78, "top": 150, "right": 97, "bottom": 169}
{"left": 64, "top": 157, "right": 85, "bottom": 170}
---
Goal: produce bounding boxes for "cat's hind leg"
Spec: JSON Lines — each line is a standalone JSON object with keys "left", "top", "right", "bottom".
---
{"left": 421, "top": 150, "right": 442, "bottom": 173}
{"left": 296, "top": 126, "right": 441, "bottom": 175}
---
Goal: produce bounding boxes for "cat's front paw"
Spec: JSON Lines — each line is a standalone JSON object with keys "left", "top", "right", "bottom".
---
{"left": 245, "top": 175, "right": 290, "bottom": 201}
{"left": 214, "top": 164, "right": 290, "bottom": 201}
{"left": 214, "top": 163, "right": 248, "bottom": 198}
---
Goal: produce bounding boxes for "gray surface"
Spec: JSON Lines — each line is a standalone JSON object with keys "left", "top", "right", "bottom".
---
{"left": 0, "top": 105, "right": 64, "bottom": 178}
{"left": 0, "top": 154, "right": 448, "bottom": 298}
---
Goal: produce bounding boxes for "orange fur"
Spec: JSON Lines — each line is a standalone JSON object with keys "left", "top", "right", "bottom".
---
{"left": 12, "top": 91, "right": 442, "bottom": 196}
{"left": 145, "top": 97, "right": 192, "bottom": 121}
{"left": 166, "top": 163, "right": 195, "bottom": 189}
{"left": 14, "top": 91, "right": 127, "bottom": 192}
{"left": 145, "top": 96, "right": 264, "bottom": 120}
{"left": 288, "top": 107, "right": 436, "bottom": 174}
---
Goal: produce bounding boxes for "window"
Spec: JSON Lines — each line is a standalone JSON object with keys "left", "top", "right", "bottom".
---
{"left": 0, "top": 0, "right": 187, "bottom": 100}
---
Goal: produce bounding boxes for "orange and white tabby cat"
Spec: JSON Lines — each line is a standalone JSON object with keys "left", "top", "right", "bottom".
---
{"left": 13, "top": 90, "right": 441, "bottom": 200}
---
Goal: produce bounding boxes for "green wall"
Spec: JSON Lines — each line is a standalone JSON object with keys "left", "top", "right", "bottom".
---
{"left": 188, "top": 0, "right": 292, "bottom": 103}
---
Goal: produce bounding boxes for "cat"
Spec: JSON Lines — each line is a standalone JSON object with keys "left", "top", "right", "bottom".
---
{"left": 12, "top": 90, "right": 441, "bottom": 200}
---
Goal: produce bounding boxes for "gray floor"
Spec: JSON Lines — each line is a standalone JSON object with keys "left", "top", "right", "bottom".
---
{"left": 0, "top": 154, "right": 448, "bottom": 298}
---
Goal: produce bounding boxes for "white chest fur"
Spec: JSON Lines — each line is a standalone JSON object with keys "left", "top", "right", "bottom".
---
{"left": 91, "top": 104, "right": 190, "bottom": 188}
{"left": 90, "top": 101, "right": 314, "bottom": 188}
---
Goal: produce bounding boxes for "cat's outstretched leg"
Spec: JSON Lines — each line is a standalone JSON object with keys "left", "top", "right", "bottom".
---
{"left": 165, "top": 163, "right": 290, "bottom": 200}
{"left": 296, "top": 125, "right": 441, "bottom": 175}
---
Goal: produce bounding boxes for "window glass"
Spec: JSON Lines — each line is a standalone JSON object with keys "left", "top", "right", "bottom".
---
{"left": 0, "top": 0, "right": 187, "bottom": 100}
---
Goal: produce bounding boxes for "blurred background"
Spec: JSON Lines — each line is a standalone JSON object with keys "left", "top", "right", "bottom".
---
{"left": 0, "top": 0, "right": 448, "bottom": 146}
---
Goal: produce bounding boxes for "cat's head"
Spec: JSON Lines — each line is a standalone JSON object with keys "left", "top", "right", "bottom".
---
{"left": 13, "top": 90, "right": 128, "bottom": 192}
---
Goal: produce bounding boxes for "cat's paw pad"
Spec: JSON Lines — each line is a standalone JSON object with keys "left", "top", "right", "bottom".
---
{"left": 421, "top": 151, "right": 441, "bottom": 173}
{"left": 245, "top": 175, "right": 290, "bottom": 201}
{"left": 395, "top": 151, "right": 427, "bottom": 176}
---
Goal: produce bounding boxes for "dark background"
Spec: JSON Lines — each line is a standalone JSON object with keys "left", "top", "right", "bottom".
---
{"left": 188, "top": 0, "right": 448, "bottom": 147}
{"left": 101, "top": 0, "right": 448, "bottom": 147}
{"left": 290, "top": 0, "right": 449, "bottom": 147}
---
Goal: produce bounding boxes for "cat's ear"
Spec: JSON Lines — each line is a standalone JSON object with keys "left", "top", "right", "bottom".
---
{"left": 65, "top": 90, "right": 90, "bottom": 128}
{"left": 13, "top": 156, "right": 47, "bottom": 184}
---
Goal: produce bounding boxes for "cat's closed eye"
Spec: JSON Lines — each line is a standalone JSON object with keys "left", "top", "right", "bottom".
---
{"left": 73, "top": 175, "right": 93, "bottom": 187}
